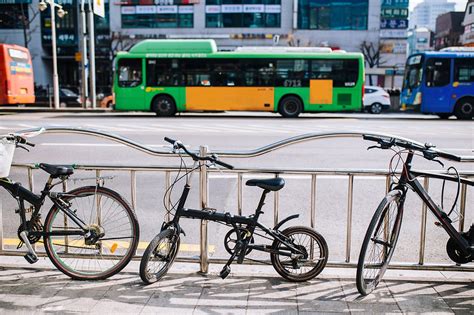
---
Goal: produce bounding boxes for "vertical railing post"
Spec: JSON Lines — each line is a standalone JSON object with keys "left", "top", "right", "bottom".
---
{"left": 458, "top": 183, "right": 467, "bottom": 232}
{"left": 310, "top": 174, "right": 317, "bottom": 229}
{"left": 199, "top": 145, "right": 209, "bottom": 274}
{"left": 165, "top": 171, "right": 172, "bottom": 222}
{"left": 130, "top": 170, "right": 137, "bottom": 210}
{"left": 62, "top": 178, "right": 69, "bottom": 253}
{"left": 274, "top": 173, "right": 280, "bottom": 227}
{"left": 237, "top": 173, "right": 243, "bottom": 216}
{"left": 345, "top": 174, "right": 354, "bottom": 263}
{"left": 419, "top": 177, "right": 429, "bottom": 265}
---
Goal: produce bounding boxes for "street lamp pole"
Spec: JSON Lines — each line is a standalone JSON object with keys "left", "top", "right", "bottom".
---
{"left": 39, "top": 0, "right": 67, "bottom": 110}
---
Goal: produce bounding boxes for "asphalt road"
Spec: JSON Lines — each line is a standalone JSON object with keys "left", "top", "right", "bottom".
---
{"left": 1, "top": 111, "right": 473, "bottom": 266}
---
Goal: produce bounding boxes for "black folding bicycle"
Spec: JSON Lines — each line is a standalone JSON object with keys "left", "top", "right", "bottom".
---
{"left": 0, "top": 132, "right": 139, "bottom": 280}
{"left": 356, "top": 134, "right": 474, "bottom": 295}
{"left": 139, "top": 137, "right": 328, "bottom": 284}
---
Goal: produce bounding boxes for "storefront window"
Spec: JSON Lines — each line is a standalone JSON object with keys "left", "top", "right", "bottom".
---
{"left": 121, "top": 5, "right": 193, "bottom": 28}
{"left": 205, "top": 0, "right": 281, "bottom": 28}
{"left": 298, "top": 0, "right": 368, "bottom": 30}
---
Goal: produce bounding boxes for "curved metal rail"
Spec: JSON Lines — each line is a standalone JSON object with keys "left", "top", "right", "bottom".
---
{"left": 16, "top": 126, "right": 474, "bottom": 161}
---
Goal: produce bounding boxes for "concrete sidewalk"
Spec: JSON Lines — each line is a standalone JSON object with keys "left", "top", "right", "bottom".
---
{"left": 0, "top": 256, "right": 472, "bottom": 314}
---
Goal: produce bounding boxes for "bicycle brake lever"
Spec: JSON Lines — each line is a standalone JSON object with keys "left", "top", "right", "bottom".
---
{"left": 17, "top": 144, "right": 30, "bottom": 152}
{"left": 367, "top": 145, "right": 380, "bottom": 151}
{"left": 433, "top": 158, "right": 444, "bottom": 167}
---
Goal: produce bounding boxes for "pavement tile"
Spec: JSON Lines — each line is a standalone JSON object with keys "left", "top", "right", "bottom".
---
{"left": 385, "top": 281, "right": 454, "bottom": 314}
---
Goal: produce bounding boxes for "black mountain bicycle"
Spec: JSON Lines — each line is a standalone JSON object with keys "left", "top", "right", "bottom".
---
{"left": 356, "top": 134, "right": 474, "bottom": 295}
{"left": 0, "top": 132, "right": 140, "bottom": 280}
{"left": 140, "top": 137, "right": 328, "bottom": 284}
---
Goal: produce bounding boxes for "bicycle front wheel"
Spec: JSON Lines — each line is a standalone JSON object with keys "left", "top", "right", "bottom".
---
{"left": 43, "top": 186, "right": 139, "bottom": 280}
{"left": 271, "top": 226, "right": 328, "bottom": 282}
{"left": 140, "top": 228, "right": 180, "bottom": 284}
{"left": 356, "top": 190, "right": 404, "bottom": 295}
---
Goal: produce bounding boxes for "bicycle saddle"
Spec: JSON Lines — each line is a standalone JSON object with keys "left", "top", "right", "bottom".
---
{"left": 39, "top": 163, "right": 74, "bottom": 177}
{"left": 246, "top": 178, "right": 285, "bottom": 191}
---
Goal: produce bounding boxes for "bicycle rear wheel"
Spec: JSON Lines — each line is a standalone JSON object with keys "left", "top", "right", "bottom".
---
{"left": 271, "top": 226, "right": 328, "bottom": 282}
{"left": 43, "top": 186, "right": 139, "bottom": 280}
{"left": 140, "top": 228, "right": 180, "bottom": 284}
{"left": 356, "top": 190, "right": 404, "bottom": 295}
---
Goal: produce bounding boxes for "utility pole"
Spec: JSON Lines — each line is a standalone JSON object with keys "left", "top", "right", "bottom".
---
{"left": 88, "top": 0, "right": 97, "bottom": 109}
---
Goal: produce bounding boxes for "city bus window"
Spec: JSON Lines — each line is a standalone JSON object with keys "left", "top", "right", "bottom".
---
{"left": 147, "top": 59, "right": 182, "bottom": 86}
{"left": 310, "top": 59, "right": 358, "bottom": 87}
{"left": 425, "top": 58, "right": 450, "bottom": 87}
{"left": 181, "top": 59, "right": 211, "bottom": 86}
{"left": 241, "top": 60, "right": 275, "bottom": 86}
{"left": 275, "top": 60, "right": 309, "bottom": 87}
{"left": 454, "top": 58, "right": 474, "bottom": 83}
{"left": 209, "top": 59, "right": 241, "bottom": 86}
{"left": 118, "top": 59, "right": 142, "bottom": 87}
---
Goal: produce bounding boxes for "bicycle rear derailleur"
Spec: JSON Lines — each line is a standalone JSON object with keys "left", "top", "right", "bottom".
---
{"left": 446, "top": 225, "right": 474, "bottom": 264}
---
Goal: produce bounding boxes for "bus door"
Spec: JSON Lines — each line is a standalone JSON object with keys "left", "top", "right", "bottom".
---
{"left": 423, "top": 57, "right": 453, "bottom": 113}
{"left": 115, "top": 58, "right": 145, "bottom": 110}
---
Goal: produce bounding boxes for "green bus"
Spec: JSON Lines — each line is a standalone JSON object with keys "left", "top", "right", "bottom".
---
{"left": 113, "top": 39, "right": 364, "bottom": 118}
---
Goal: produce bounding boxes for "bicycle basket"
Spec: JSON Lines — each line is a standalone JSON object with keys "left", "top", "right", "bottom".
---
{"left": 0, "top": 138, "right": 15, "bottom": 178}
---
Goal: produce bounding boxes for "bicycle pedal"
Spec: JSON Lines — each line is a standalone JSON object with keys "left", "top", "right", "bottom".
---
{"left": 24, "top": 253, "right": 38, "bottom": 264}
{"left": 219, "top": 266, "right": 231, "bottom": 279}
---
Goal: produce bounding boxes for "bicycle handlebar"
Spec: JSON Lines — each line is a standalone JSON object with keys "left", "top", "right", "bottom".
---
{"left": 363, "top": 134, "right": 462, "bottom": 162}
{"left": 164, "top": 137, "right": 234, "bottom": 169}
{"left": 1, "top": 134, "right": 35, "bottom": 147}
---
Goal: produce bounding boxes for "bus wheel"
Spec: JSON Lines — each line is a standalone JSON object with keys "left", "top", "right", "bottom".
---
{"left": 454, "top": 98, "right": 473, "bottom": 120}
{"left": 279, "top": 96, "right": 302, "bottom": 118}
{"left": 152, "top": 95, "right": 176, "bottom": 117}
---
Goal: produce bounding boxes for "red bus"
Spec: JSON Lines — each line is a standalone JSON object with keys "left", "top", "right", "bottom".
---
{"left": 0, "top": 44, "right": 35, "bottom": 105}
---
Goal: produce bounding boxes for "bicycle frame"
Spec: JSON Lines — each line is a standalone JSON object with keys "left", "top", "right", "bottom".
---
{"left": 396, "top": 151, "right": 474, "bottom": 256}
{"left": 0, "top": 176, "right": 89, "bottom": 238}
{"left": 165, "top": 162, "right": 304, "bottom": 258}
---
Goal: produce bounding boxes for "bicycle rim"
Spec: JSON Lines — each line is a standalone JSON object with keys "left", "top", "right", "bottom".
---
{"left": 140, "top": 229, "right": 180, "bottom": 284}
{"left": 44, "top": 186, "right": 139, "bottom": 280}
{"left": 271, "top": 226, "right": 328, "bottom": 282}
{"left": 357, "top": 191, "right": 403, "bottom": 295}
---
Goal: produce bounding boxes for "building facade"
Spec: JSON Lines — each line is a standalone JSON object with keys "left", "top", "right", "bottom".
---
{"left": 434, "top": 11, "right": 464, "bottom": 50}
{"left": 407, "top": 27, "right": 433, "bottom": 55}
{"left": 409, "top": 0, "right": 455, "bottom": 30}
{"left": 462, "top": 0, "right": 474, "bottom": 46}
{"left": 0, "top": 0, "right": 412, "bottom": 94}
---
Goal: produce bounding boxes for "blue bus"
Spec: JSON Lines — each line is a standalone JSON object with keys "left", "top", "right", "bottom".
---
{"left": 400, "top": 50, "right": 474, "bottom": 119}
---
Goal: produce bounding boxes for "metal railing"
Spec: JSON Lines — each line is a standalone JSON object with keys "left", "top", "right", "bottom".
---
{"left": 1, "top": 127, "right": 473, "bottom": 272}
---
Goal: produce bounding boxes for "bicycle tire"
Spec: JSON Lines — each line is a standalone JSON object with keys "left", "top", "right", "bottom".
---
{"left": 140, "top": 228, "right": 180, "bottom": 284}
{"left": 43, "top": 186, "right": 139, "bottom": 280}
{"left": 356, "top": 190, "right": 404, "bottom": 295}
{"left": 270, "top": 226, "right": 328, "bottom": 282}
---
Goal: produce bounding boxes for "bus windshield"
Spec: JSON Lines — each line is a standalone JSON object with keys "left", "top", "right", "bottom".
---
{"left": 403, "top": 55, "right": 423, "bottom": 90}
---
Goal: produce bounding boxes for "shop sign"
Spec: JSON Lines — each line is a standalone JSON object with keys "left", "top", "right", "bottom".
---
{"left": 380, "top": 19, "right": 408, "bottom": 29}
{"left": 121, "top": 6, "right": 136, "bottom": 14}
{"left": 380, "top": 40, "right": 407, "bottom": 54}
{"left": 221, "top": 4, "right": 243, "bottom": 13}
{"left": 205, "top": 5, "right": 220, "bottom": 13}
{"left": 380, "top": 29, "right": 408, "bottom": 38}
{"left": 243, "top": 4, "right": 264, "bottom": 13}
{"left": 381, "top": 0, "right": 409, "bottom": 7}
{"left": 381, "top": 8, "right": 408, "bottom": 18}
{"left": 136, "top": 5, "right": 156, "bottom": 14}
{"left": 265, "top": 4, "right": 281, "bottom": 13}
{"left": 178, "top": 5, "right": 193, "bottom": 14}
{"left": 156, "top": 5, "right": 177, "bottom": 13}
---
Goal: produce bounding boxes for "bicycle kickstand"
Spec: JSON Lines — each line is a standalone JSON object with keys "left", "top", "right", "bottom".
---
{"left": 219, "top": 241, "right": 243, "bottom": 279}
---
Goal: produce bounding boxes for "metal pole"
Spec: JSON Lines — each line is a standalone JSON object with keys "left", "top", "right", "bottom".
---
{"left": 199, "top": 145, "right": 209, "bottom": 274}
{"left": 419, "top": 177, "right": 429, "bottom": 265}
{"left": 87, "top": 0, "right": 96, "bottom": 109}
{"left": 310, "top": 174, "right": 316, "bottom": 229}
{"left": 458, "top": 183, "right": 467, "bottom": 232}
{"left": 345, "top": 174, "right": 354, "bottom": 263}
{"left": 130, "top": 170, "right": 137, "bottom": 210}
{"left": 80, "top": 0, "right": 89, "bottom": 108}
{"left": 274, "top": 174, "right": 280, "bottom": 227}
{"left": 50, "top": 0, "right": 60, "bottom": 110}
{"left": 237, "top": 173, "right": 243, "bottom": 216}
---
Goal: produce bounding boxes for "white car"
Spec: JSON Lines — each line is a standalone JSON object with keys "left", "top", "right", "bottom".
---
{"left": 363, "top": 86, "right": 391, "bottom": 114}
